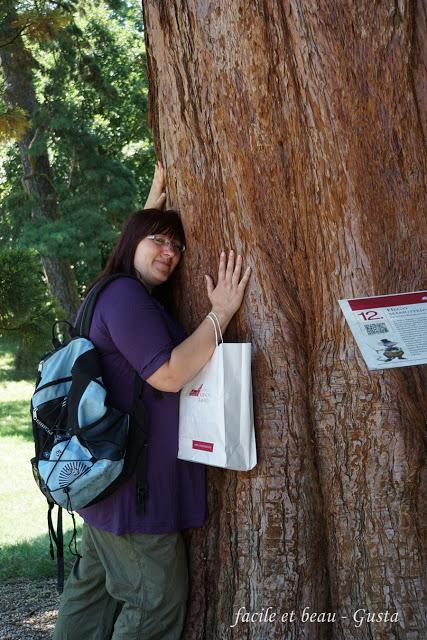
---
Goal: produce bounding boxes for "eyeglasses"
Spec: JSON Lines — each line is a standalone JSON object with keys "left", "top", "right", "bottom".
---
{"left": 146, "top": 235, "right": 186, "bottom": 254}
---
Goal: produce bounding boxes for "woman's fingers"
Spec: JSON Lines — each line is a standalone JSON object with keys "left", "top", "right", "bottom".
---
{"left": 238, "top": 266, "right": 251, "bottom": 290}
{"left": 144, "top": 161, "right": 166, "bottom": 209}
{"left": 218, "top": 250, "right": 249, "bottom": 287}
{"left": 209, "top": 251, "right": 251, "bottom": 316}
{"left": 225, "top": 250, "right": 235, "bottom": 281}
{"left": 156, "top": 192, "right": 166, "bottom": 207}
{"left": 216, "top": 250, "right": 251, "bottom": 289}
{"left": 231, "top": 254, "right": 243, "bottom": 286}
{"left": 205, "top": 274, "right": 214, "bottom": 297}
{"left": 218, "top": 251, "right": 227, "bottom": 282}
{"left": 154, "top": 163, "right": 164, "bottom": 186}
{"left": 155, "top": 161, "right": 164, "bottom": 181}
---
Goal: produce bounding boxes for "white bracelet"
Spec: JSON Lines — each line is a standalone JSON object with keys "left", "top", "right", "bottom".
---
{"left": 207, "top": 313, "right": 219, "bottom": 345}
{"left": 207, "top": 311, "right": 223, "bottom": 344}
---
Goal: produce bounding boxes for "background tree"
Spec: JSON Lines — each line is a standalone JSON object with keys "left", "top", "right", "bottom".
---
{"left": 0, "top": 0, "right": 154, "bottom": 370}
{"left": 0, "top": 0, "right": 81, "bottom": 320}
{"left": 0, "top": 248, "right": 57, "bottom": 372}
{"left": 142, "top": 2, "right": 427, "bottom": 639}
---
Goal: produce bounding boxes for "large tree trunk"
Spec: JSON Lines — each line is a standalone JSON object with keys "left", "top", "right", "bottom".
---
{"left": 0, "top": 2, "right": 80, "bottom": 321}
{"left": 143, "top": 1, "right": 427, "bottom": 639}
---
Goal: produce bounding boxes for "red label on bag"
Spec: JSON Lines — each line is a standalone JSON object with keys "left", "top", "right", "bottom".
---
{"left": 189, "top": 384, "right": 203, "bottom": 396}
{"left": 192, "top": 440, "right": 214, "bottom": 452}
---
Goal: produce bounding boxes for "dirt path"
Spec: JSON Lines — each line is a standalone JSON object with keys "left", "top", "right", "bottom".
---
{"left": 0, "top": 579, "right": 59, "bottom": 640}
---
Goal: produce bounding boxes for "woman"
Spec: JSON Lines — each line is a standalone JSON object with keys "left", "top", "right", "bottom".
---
{"left": 53, "top": 162, "right": 251, "bottom": 640}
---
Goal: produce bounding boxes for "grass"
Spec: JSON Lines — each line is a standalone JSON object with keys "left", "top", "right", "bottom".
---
{"left": 0, "top": 338, "right": 82, "bottom": 583}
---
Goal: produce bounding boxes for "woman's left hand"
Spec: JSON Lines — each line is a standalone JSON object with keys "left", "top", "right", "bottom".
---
{"left": 205, "top": 250, "right": 251, "bottom": 325}
{"left": 143, "top": 160, "right": 166, "bottom": 209}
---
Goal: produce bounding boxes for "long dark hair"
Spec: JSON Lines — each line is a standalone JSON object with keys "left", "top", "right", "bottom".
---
{"left": 86, "top": 208, "right": 186, "bottom": 307}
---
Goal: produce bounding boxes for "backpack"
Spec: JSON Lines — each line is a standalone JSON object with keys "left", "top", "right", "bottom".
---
{"left": 30, "top": 274, "right": 150, "bottom": 591}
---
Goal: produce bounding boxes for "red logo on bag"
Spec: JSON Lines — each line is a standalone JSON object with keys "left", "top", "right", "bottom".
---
{"left": 192, "top": 440, "right": 214, "bottom": 452}
{"left": 189, "top": 384, "right": 203, "bottom": 397}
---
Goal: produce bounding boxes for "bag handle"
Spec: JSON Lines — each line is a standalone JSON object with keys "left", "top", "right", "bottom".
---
{"left": 207, "top": 311, "right": 223, "bottom": 346}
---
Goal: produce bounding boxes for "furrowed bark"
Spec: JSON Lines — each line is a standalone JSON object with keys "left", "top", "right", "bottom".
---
{"left": 143, "top": 1, "right": 427, "bottom": 638}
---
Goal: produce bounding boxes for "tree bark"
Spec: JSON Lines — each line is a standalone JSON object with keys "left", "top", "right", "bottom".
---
{"left": 143, "top": 1, "right": 427, "bottom": 638}
{"left": 0, "top": 2, "right": 80, "bottom": 321}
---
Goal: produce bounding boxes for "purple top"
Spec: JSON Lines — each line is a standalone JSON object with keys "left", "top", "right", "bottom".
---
{"left": 78, "top": 277, "right": 207, "bottom": 535}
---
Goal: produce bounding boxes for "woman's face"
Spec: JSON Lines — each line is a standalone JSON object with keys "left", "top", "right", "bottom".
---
{"left": 133, "top": 234, "right": 182, "bottom": 290}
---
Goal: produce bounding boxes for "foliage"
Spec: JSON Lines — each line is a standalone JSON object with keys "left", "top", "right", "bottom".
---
{"left": 0, "top": 0, "right": 154, "bottom": 288}
{"left": 11, "top": 8, "right": 73, "bottom": 42}
{"left": 0, "top": 1, "right": 154, "bottom": 372}
{"left": 0, "top": 248, "right": 57, "bottom": 374}
{"left": 0, "top": 106, "right": 30, "bottom": 142}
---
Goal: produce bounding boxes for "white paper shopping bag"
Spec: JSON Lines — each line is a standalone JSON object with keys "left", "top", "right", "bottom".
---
{"left": 178, "top": 333, "right": 257, "bottom": 471}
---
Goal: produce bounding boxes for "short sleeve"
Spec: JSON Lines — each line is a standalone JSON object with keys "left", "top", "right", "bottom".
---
{"left": 96, "top": 278, "right": 174, "bottom": 380}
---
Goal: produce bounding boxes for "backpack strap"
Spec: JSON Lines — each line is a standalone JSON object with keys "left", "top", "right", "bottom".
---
{"left": 47, "top": 503, "right": 64, "bottom": 593}
{"left": 75, "top": 274, "right": 140, "bottom": 338}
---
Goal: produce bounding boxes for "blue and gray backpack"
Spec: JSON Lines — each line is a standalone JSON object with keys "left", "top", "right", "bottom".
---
{"left": 30, "top": 274, "right": 150, "bottom": 590}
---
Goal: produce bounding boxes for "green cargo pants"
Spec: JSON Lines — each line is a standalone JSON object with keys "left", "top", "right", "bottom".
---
{"left": 53, "top": 523, "right": 188, "bottom": 640}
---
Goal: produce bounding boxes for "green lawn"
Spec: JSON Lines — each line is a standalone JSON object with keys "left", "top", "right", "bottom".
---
{"left": 0, "top": 340, "right": 82, "bottom": 582}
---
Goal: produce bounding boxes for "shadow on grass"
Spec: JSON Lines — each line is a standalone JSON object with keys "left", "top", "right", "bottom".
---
{"left": 0, "top": 361, "right": 14, "bottom": 384}
{"left": 0, "top": 336, "right": 34, "bottom": 440}
{"left": 0, "top": 336, "right": 19, "bottom": 383}
{"left": 0, "top": 335, "right": 36, "bottom": 383}
{"left": 0, "top": 526, "right": 82, "bottom": 583}
{"left": 0, "top": 400, "right": 32, "bottom": 440}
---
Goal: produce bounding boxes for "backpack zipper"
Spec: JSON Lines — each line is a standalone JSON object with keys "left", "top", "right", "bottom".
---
{"left": 33, "top": 398, "right": 67, "bottom": 436}
{"left": 34, "top": 376, "right": 73, "bottom": 395}
{"left": 32, "top": 408, "right": 54, "bottom": 436}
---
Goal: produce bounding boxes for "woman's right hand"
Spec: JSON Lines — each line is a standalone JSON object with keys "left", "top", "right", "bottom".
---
{"left": 143, "top": 161, "right": 166, "bottom": 210}
{"left": 205, "top": 250, "right": 251, "bottom": 326}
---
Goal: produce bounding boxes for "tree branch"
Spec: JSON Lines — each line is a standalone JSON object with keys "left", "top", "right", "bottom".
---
{"left": 0, "top": 24, "right": 30, "bottom": 49}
